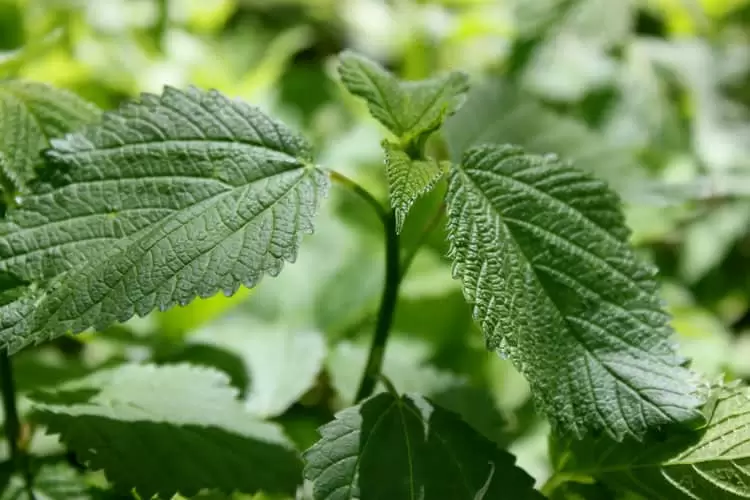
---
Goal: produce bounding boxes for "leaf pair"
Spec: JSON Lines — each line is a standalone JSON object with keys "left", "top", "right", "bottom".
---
{"left": 338, "top": 51, "right": 466, "bottom": 232}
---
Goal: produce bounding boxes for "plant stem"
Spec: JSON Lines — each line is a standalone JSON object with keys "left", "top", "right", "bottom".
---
{"left": 354, "top": 211, "right": 400, "bottom": 402}
{"left": 328, "top": 170, "right": 388, "bottom": 225}
{"left": 1, "top": 350, "right": 33, "bottom": 496}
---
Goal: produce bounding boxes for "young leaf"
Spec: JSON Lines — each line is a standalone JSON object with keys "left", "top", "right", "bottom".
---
{"left": 1, "top": 464, "right": 90, "bottom": 500}
{"left": 446, "top": 144, "right": 704, "bottom": 441}
{"left": 552, "top": 383, "right": 750, "bottom": 499}
{"left": 383, "top": 141, "right": 446, "bottom": 233}
{"left": 302, "top": 391, "right": 542, "bottom": 500}
{"left": 29, "top": 364, "right": 303, "bottom": 498}
{"left": 0, "top": 86, "right": 329, "bottom": 353}
{"left": 337, "top": 50, "right": 469, "bottom": 145}
{"left": 0, "top": 80, "right": 101, "bottom": 193}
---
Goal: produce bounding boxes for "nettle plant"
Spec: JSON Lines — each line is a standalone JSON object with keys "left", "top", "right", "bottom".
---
{"left": 0, "top": 50, "right": 748, "bottom": 500}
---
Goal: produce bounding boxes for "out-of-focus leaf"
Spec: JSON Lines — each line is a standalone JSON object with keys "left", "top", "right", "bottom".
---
{"left": 0, "top": 464, "right": 90, "bottom": 500}
{"left": 190, "top": 316, "right": 327, "bottom": 418}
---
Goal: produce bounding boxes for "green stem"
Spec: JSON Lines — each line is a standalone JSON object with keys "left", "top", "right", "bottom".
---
{"left": 354, "top": 211, "right": 400, "bottom": 402}
{"left": 1, "top": 350, "right": 33, "bottom": 496}
{"left": 328, "top": 170, "right": 388, "bottom": 225}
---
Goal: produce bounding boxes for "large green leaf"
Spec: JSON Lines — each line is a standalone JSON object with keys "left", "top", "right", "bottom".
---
{"left": 29, "top": 363, "right": 303, "bottom": 498}
{"left": 552, "top": 383, "right": 750, "bottom": 499}
{"left": 0, "top": 80, "right": 100, "bottom": 194}
{"left": 446, "top": 144, "right": 703, "bottom": 440}
{"left": 0, "top": 86, "right": 329, "bottom": 352}
{"left": 383, "top": 141, "right": 446, "bottom": 233}
{"left": 302, "top": 391, "right": 542, "bottom": 500}
{"left": 337, "top": 50, "right": 468, "bottom": 145}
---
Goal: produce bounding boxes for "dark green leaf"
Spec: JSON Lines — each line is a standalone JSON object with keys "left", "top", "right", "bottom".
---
{"left": 446, "top": 144, "right": 703, "bottom": 440}
{"left": 303, "top": 391, "right": 542, "bottom": 500}
{"left": 29, "top": 364, "right": 303, "bottom": 498}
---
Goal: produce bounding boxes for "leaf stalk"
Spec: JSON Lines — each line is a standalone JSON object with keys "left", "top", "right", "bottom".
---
{"left": 0, "top": 350, "right": 34, "bottom": 496}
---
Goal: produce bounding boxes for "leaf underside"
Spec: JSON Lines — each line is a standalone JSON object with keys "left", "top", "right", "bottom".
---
{"left": 0, "top": 86, "right": 329, "bottom": 353}
{"left": 337, "top": 50, "right": 469, "bottom": 143}
{"left": 29, "top": 364, "right": 302, "bottom": 498}
{"left": 383, "top": 142, "right": 446, "bottom": 233}
{"left": 556, "top": 383, "right": 750, "bottom": 499}
{"left": 446, "top": 144, "right": 703, "bottom": 441}
{"left": 303, "top": 391, "right": 542, "bottom": 500}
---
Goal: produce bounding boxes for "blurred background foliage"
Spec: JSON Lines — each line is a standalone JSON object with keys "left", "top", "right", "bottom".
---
{"left": 2, "top": 0, "right": 750, "bottom": 494}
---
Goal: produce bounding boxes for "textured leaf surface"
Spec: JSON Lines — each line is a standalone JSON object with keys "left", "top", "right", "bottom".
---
{"left": 338, "top": 50, "right": 468, "bottom": 143}
{"left": 191, "top": 316, "right": 326, "bottom": 418}
{"left": 0, "top": 86, "right": 328, "bottom": 352}
{"left": 303, "top": 391, "right": 541, "bottom": 500}
{"left": 446, "top": 144, "right": 703, "bottom": 440}
{"left": 554, "top": 383, "right": 750, "bottom": 499}
{"left": 383, "top": 142, "right": 446, "bottom": 233}
{"left": 29, "top": 364, "right": 302, "bottom": 498}
{"left": 0, "top": 80, "right": 100, "bottom": 193}
{"left": 1, "top": 464, "right": 90, "bottom": 500}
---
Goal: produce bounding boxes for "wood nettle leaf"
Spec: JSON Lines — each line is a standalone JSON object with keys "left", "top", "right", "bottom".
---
{"left": 552, "top": 383, "right": 750, "bottom": 499}
{"left": 29, "top": 364, "right": 303, "bottom": 498}
{"left": 337, "top": 50, "right": 469, "bottom": 145}
{"left": 302, "top": 391, "right": 542, "bottom": 500}
{"left": 446, "top": 144, "right": 704, "bottom": 441}
{"left": 0, "top": 80, "right": 101, "bottom": 194}
{"left": 0, "top": 86, "right": 329, "bottom": 353}
{"left": 383, "top": 141, "right": 447, "bottom": 233}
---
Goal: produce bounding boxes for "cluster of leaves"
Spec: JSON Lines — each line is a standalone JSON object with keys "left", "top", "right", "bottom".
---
{"left": 1, "top": 0, "right": 750, "bottom": 499}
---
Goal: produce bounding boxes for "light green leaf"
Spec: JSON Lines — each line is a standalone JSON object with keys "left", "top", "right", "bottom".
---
{"left": 446, "top": 144, "right": 704, "bottom": 440}
{"left": 337, "top": 50, "right": 469, "bottom": 145}
{"left": 0, "top": 80, "right": 101, "bottom": 194}
{"left": 383, "top": 141, "right": 446, "bottom": 233}
{"left": 1, "top": 464, "right": 90, "bottom": 500}
{"left": 552, "top": 383, "right": 750, "bottom": 499}
{"left": 302, "top": 391, "right": 542, "bottom": 500}
{"left": 190, "top": 316, "right": 326, "bottom": 418}
{"left": 0, "top": 86, "right": 329, "bottom": 353}
{"left": 29, "top": 364, "right": 302, "bottom": 498}
{"left": 443, "top": 79, "right": 644, "bottom": 190}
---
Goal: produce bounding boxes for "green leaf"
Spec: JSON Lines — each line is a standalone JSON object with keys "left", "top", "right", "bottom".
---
{"left": 302, "top": 391, "right": 542, "bottom": 500}
{"left": 29, "top": 363, "right": 303, "bottom": 498}
{"left": 552, "top": 383, "right": 750, "bottom": 499}
{"left": 0, "top": 80, "right": 101, "bottom": 194}
{"left": 446, "top": 144, "right": 704, "bottom": 440}
{"left": 443, "top": 79, "right": 644, "bottom": 190}
{"left": 337, "top": 50, "right": 469, "bottom": 145}
{"left": 1, "top": 464, "right": 90, "bottom": 500}
{"left": 383, "top": 141, "right": 446, "bottom": 233}
{"left": 0, "top": 86, "right": 329, "bottom": 353}
{"left": 190, "top": 316, "right": 326, "bottom": 418}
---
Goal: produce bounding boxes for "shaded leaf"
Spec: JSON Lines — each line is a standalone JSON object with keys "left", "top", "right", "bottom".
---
{"left": 553, "top": 383, "right": 750, "bottom": 499}
{"left": 29, "top": 364, "right": 302, "bottom": 498}
{"left": 383, "top": 141, "right": 446, "bottom": 233}
{"left": 0, "top": 86, "right": 329, "bottom": 353}
{"left": 303, "top": 391, "right": 542, "bottom": 500}
{"left": 446, "top": 144, "right": 703, "bottom": 440}
{"left": 337, "top": 50, "right": 468, "bottom": 145}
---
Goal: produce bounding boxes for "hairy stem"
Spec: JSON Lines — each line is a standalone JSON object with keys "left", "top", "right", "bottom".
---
{"left": 1, "top": 350, "right": 34, "bottom": 496}
{"left": 355, "top": 211, "right": 400, "bottom": 402}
